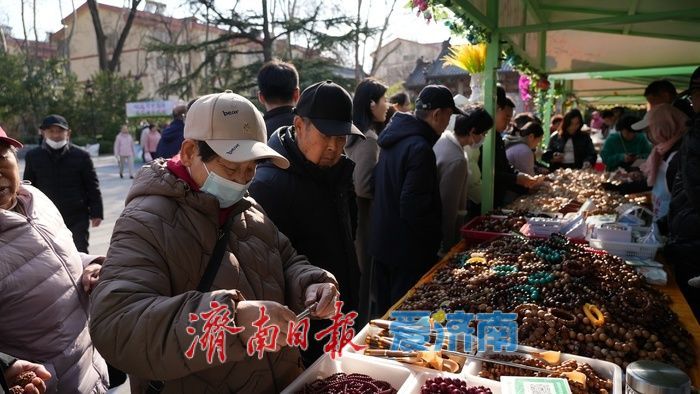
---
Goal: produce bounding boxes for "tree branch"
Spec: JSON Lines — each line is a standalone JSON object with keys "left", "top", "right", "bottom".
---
{"left": 108, "top": 0, "right": 143, "bottom": 72}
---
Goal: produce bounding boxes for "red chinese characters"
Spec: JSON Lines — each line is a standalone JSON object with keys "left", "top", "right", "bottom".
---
{"left": 185, "top": 300, "right": 244, "bottom": 364}
{"left": 314, "top": 301, "right": 366, "bottom": 359}
{"left": 246, "top": 305, "right": 282, "bottom": 359}
{"left": 287, "top": 318, "right": 311, "bottom": 350}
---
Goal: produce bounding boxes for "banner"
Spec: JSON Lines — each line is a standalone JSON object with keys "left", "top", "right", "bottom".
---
{"left": 126, "top": 100, "right": 176, "bottom": 117}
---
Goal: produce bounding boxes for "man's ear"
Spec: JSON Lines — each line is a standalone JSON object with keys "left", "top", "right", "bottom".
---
{"left": 293, "top": 115, "right": 304, "bottom": 131}
{"left": 292, "top": 87, "right": 301, "bottom": 104}
{"left": 179, "top": 139, "right": 197, "bottom": 166}
{"left": 257, "top": 91, "right": 266, "bottom": 106}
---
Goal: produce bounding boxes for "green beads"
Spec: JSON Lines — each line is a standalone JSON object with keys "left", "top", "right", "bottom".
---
{"left": 534, "top": 246, "right": 562, "bottom": 263}
{"left": 492, "top": 264, "right": 518, "bottom": 276}
{"left": 528, "top": 271, "right": 555, "bottom": 285}
{"left": 510, "top": 284, "right": 540, "bottom": 302}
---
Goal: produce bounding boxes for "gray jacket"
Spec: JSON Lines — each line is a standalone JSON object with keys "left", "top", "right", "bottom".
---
{"left": 345, "top": 130, "right": 379, "bottom": 199}
{"left": 0, "top": 185, "right": 109, "bottom": 394}
{"left": 433, "top": 132, "right": 469, "bottom": 253}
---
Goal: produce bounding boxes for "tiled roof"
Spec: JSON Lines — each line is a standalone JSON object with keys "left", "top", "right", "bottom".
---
{"left": 425, "top": 40, "right": 468, "bottom": 79}
{"left": 404, "top": 57, "right": 431, "bottom": 88}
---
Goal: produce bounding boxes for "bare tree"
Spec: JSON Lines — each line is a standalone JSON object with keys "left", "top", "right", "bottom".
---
{"left": 57, "top": 0, "right": 78, "bottom": 64}
{"left": 151, "top": 1, "right": 355, "bottom": 96}
{"left": 86, "top": 0, "right": 143, "bottom": 72}
{"left": 353, "top": 0, "right": 362, "bottom": 83}
{"left": 369, "top": 0, "right": 398, "bottom": 76}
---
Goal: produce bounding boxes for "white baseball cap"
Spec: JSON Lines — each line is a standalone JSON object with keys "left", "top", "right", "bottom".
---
{"left": 185, "top": 90, "right": 289, "bottom": 169}
{"left": 631, "top": 113, "right": 649, "bottom": 131}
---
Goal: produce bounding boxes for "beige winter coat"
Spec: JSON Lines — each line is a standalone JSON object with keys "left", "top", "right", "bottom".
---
{"left": 0, "top": 185, "right": 109, "bottom": 394}
{"left": 89, "top": 160, "right": 336, "bottom": 393}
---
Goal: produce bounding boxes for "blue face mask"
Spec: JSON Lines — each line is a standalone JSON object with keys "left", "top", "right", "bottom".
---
{"left": 200, "top": 162, "right": 250, "bottom": 208}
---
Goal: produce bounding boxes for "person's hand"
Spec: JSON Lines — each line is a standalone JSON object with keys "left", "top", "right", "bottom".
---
{"left": 582, "top": 161, "right": 592, "bottom": 169}
{"left": 304, "top": 283, "right": 339, "bottom": 319}
{"left": 235, "top": 300, "right": 296, "bottom": 350}
{"left": 5, "top": 359, "right": 51, "bottom": 394}
{"left": 624, "top": 153, "right": 637, "bottom": 163}
{"left": 551, "top": 152, "right": 564, "bottom": 163}
{"left": 81, "top": 263, "right": 101, "bottom": 295}
{"left": 90, "top": 218, "right": 102, "bottom": 227}
{"left": 516, "top": 174, "right": 540, "bottom": 189}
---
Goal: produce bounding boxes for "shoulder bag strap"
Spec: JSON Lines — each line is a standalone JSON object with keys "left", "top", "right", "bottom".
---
{"left": 146, "top": 199, "right": 252, "bottom": 394}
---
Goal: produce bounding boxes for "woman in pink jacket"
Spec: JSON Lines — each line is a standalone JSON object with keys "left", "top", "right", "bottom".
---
{"left": 0, "top": 127, "right": 109, "bottom": 393}
{"left": 113, "top": 125, "right": 135, "bottom": 179}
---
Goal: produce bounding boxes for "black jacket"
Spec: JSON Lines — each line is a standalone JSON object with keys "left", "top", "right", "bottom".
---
{"left": 668, "top": 115, "right": 700, "bottom": 247}
{"left": 369, "top": 112, "right": 441, "bottom": 270}
{"left": 479, "top": 132, "right": 524, "bottom": 207}
{"left": 24, "top": 142, "right": 103, "bottom": 221}
{"left": 264, "top": 106, "right": 295, "bottom": 140}
{"left": 542, "top": 132, "right": 597, "bottom": 170}
{"left": 249, "top": 126, "right": 360, "bottom": 310}
{"left": 155, "top": 118, "right": 185, "bottom": 159}
{"left": 0, "top": 353, "right": 15, "bottom": 394}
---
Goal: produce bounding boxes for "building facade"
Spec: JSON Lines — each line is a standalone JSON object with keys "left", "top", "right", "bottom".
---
{"left": 371, "top": 38, "right": 443, "bottom": 86}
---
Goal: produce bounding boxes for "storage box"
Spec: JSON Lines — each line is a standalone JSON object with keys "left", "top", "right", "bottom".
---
{"left": 587, "top": 227, "right": 662, "bottom": 260}
{"left": 523, "top": 217, "right": 564, "bottom": 237}
{"left": 461, "top": 216, "right": 512, "bottom": 245}
{"left": 281, "top": 352, "right": 412, "bottom": 393}
{"left": 591, "top": 223, "right": 632, "bottom": 242}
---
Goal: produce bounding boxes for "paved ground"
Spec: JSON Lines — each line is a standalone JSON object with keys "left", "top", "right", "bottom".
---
{"left": 19, "top": 155, "right": 142, "bottom": 256}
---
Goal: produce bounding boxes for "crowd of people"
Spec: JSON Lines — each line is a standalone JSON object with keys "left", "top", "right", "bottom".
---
{"left": 1, "top": 60, "right": 699, "bottom": 394}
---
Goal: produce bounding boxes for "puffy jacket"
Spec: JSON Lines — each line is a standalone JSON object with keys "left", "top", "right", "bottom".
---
{"left": 89, "top": 161, "right": 335, "bottom": 393}
{"left": 0, "top": 185, "right": 109, "bottom": 394}
{"left": 23, "top": 142, "right": 103, "bottom": 221}
{"left": 370, "top": 112, "right": 441, "bottom": 269}
{"left": 249, "top": 126, "right": 360, "bottom": 312}
{"left": 668, "top": 115, "right": 700, "bottom": 246}
{"left": 155, "top": 118, "right": 185, "bottom": 159}
{"left": 542, "top": 132, "right": 597, "bottom": 170}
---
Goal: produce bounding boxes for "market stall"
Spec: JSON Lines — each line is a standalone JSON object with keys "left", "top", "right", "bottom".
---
{"left": 283, "top": 165, "right": 697, "bottom": 393}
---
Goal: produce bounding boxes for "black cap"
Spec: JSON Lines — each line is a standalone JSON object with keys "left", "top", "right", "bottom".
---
{"left": 40, "top": 114, "right": 69, "bottom": 130}
{"left": 679, "top": 66, "right": 700, "bottom": 97}
{"left": 415, "top": 85, "right": 465, "bottom": 115}
{"left": 294, "top": 81, "right": 364, "bottom": 138}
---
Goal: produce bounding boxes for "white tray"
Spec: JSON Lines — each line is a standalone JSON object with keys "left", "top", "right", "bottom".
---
{"left": 344, "top": 324, "right": 477, "bottom": 374}
{"left": 463, "top": 345, "right": 623, "bottom": 394}
{"left": 281, "top": 352, "right": 412, "bottom": 393}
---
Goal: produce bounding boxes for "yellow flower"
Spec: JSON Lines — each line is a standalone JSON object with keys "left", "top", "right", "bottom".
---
{"left": 442, "top": 43, "right": 486, "bottom": 74}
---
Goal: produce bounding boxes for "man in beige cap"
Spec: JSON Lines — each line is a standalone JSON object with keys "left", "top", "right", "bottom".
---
{"left": 89, "top": 91, "right": 339, "bottom": 393}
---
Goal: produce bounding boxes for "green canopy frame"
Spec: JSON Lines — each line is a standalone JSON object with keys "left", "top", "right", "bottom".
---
{"left": 441, "top": 0, "right": 700, "bottom": 212}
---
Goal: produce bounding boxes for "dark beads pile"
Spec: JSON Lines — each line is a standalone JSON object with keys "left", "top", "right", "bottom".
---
{"left": 420, "top": 377, "right": 492, "bottom": 394}
{"left": 397, "top": 234, "right": 696, "bottom": 372}
{"left": 469, "top": 214, "right": 528, "bottom": 233}
{"left": 297, "top": 373, "right": 397, "bottom": 394}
